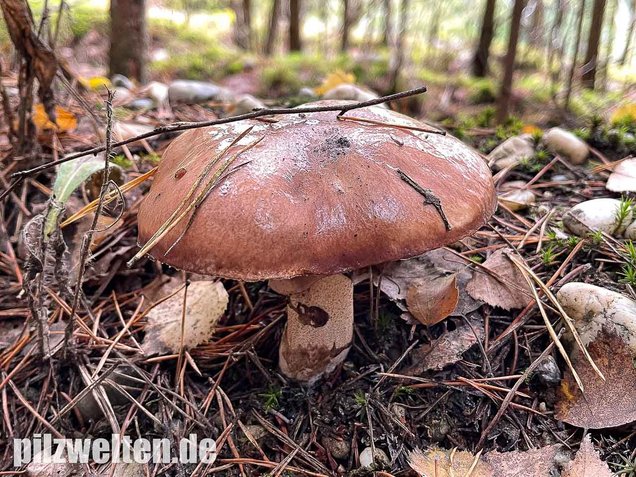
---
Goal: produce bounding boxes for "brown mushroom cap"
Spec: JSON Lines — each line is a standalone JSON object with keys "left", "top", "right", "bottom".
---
{"left": 137, "top": 101, "right": 496, "bottom": 280}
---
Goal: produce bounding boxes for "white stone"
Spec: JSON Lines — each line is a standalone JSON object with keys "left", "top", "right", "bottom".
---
{"left": 542, "top": 127, "right": 589, "bottom": 165}
{"left": 557, "top": 282, "right": 636, "bottom": 353}
{"left": 323, "top": 84, "right": 388, "bottom": 108}
{"left": 563, "top": 198, "right": 633, "bottom": 237}
{"left": 606, "top": 158, "right": 636, "bottom": 193}
{"left": 488, "top": 135, "right": 535, "bottom": 170}
{"left": 498, "top": 181, "right": 535, "bottom": 211}
{"left": 626, "top": 220, "right": 636, "bottom": 239}
{"left": 359, "top": 447, "right": 389, "bottom": 469}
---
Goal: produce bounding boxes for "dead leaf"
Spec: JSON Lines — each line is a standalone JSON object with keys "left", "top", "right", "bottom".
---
{"left": 33, "top": 104, "right": 77, "bottom": 132}
{"left": 314, "top": 70, "right": 356, "bottom": 95}
{"left": 562, "top": 435, "right": 612, "bottom": 477}
{"left": 378, "top": 251, "right": 472, "bottom": 323}
{"left": 409, "top": 448, "right": 493, "bottom": 477}
{"left": 466, "top": 248, "right": 534, "bottom": 310}
{"left": 142, "top": 280, "right": 228, "bottom": 355}
{"left": 407, "top": 318, "right": 484, "bottom": 373}
{"left": 0, "top": 319, "right": 25, "bottom": 350}
{"left": 556, "top": 329, "right": 636, "bottom": 429}
{"left": 483, "top": 445, "right": 561, "bottom": 477}
{"left": 80, "top": 76, "right": 112, "bottom": 91}
{"left": 406, "top": 273, "right": 459, "bottom": 326}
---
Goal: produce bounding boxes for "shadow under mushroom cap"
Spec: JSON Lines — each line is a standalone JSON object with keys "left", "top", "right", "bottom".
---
{"left": 137, "top": 101, "right": 497, "bottom": 280}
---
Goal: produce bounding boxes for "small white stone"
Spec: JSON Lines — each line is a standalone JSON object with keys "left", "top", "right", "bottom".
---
{"left": 563, "top": 198, "right": 632, "bottom": 237}
{"left": 606, "top": 158, "right": 636, "bottom": 193}
{"left": 323, "top": 84, "right": 388, "bottom": 108}
{"left": 499, "top": 185, "right": 535, "bottom": 211}
{"left": 542, "top": 127, "right": 589, "bottom": 165}
{"left": 626, "top": 220, "right": 636, "bottom": 239}
{"left": 359, "top": 447, "right": 389, "bottom": 469}
{"left": 488, "top": 135, "right": 535, "bottom": 170}
{"left": 557, "top": 282, "right": 636, "bottom": 353}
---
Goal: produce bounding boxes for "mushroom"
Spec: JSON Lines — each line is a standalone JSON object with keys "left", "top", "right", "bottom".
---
{"left": 136, "top": 101, "right": 496, "bottom": 383}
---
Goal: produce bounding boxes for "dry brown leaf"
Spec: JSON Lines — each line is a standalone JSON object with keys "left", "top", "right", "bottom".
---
{"left": 142, "top": 280, "right": 228, "bottom": 356}
{"left": 407, "top": 318, "right": 484, "bottom": 373}
{"left": 379, "top": 251, "right": 472, "bottom": 322}
{"left": 483, "top": 445, "right": 561, "bottom": 477}
{"left": 406, "top": 272, "right": 459, "bottom": 326}
{"left": 466, "top": 248, "right": 533, "bottom": 310}
{"left": 556, "top": 329, "right": 636, "bottom": 429}
{"left": 33, "top": 104, "right": 77, "bottom": 132}
{"left": 409, "top": 448, "right": 493, "bottom": 477}
{"left": 562, "top": 435, "right": 611, "bottom": 477}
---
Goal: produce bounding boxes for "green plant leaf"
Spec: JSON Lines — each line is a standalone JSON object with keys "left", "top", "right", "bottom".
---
{"left": 44, "top": 156, "right": 120, "bottom": 238}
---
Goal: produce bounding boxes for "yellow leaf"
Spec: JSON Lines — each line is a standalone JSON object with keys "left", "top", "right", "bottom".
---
{"left": 611, "top": 103, "right": 636, "bottom": 125}
{"left": 33, "top": 104, "right": 78, "bottom": 132}
{"left": 314, "top": 70, "right": 356, "bottom": 95}
{"left": 522, "top": 124, "right": 542, "bottom": 135}
{"left": 79, "top": 76, "right": 112, "bottom": 91}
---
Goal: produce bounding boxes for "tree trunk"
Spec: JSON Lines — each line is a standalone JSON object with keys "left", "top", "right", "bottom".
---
{"left": 289, "top": 0, "right": 302, "bottom": 51}
{"left": 388, "top": 0, "right": 408, "bottom": 93}
{"left": 265, "top": 0, "right": 280, "bottom": 55}
{"left": 599, "top": 0, "right": 616, "bottom": 89}
{"left": 341, "top": 0, "right": 350, "bottom": 51}
{"left": 472, "top": 0, "right": 497, "bottom": 77}
{"left": 496, "top": 0, "right": 525, "bottom": 123}
{"left": 619, "top": 0, "right": 636, "bottom": 66}
{"left": 109, "top": 0, "right": 146, "bottom": 82}
{"left": 2, "top": 0, "right": 57, "bottom": 151}
{"left": 528, "top": 0, "right": 544, "bottom": 48}
{"left": 546, "top": 0, "right": 565, "bottom": 77}
{"left": 581, "top": 0, "right": 607, "bottom": 88}
{"left": 381, "top": 0, "right": 391, "bottom": 46}
{"left": 232, "top": 0, "right": 251, "bottom": 50}
{"left": 564, "top": 0, "right": 586, "bottom": 110}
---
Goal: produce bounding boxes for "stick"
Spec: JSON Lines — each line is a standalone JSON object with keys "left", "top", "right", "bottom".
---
{"left": 0, "top": 86, "right": 429, "bottom": 201}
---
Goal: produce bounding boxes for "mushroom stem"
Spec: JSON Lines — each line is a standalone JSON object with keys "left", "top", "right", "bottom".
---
{"left": 276, "top": 274, "right": 354, "bottom": 383}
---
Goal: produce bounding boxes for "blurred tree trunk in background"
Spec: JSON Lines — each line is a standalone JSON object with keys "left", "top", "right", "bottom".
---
{"left": 496, "top": 0, "right": 525, "bottom": 123}
{"left": 109, "top": 0, "right": 146, "bottom": 82}
{"left": 289, "top": 0, "right": 302, "bottom": 51}
{"left": 388, "top": 0, "right": 408, "bottom": 93}
{"left": 581, "top": 0, "right": 606, "bottom": 88}
{"left": 381, "top": 0, "right": 392, "bottom": 47}
{"left": 232, "top": 0, "right": 252, "bottom": 50}
{"left": 472, "top": 0, "right": 496, "bottom": 77}
{"left": 342, "top": 0, "right": 350, "bottom": 51}
{"left": 427, "top": 1, "right": 443, "bottom": 59}
{"left": 619, "top": 0, "right": 635, "bottom": 66}
{"left": 564, "top": 0, "right": 586, "bottom": 110}
{"left": 528, "top": 0, "right": 544, "bottom": 48}
{"left": 265, "top": 0, "right": 280, "bottom": 55}
{"left": 599, "top": 0, "right": 616, "bottom": 89}
{"left": 546, "top": 0, "right": 564, "bottom": 80}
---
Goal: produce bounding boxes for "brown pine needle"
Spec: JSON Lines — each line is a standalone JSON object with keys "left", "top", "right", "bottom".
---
{"left": 128, "top": 128, "right": 262, "bottom": 266}
{"left": 60, "top": 167, "right": 158, "bottom": 228}
{"left": 509, "top": 255, "right": 604, "bottom": 391}
{"left": 337, "top": 114, "right": 446, "bottom": 135}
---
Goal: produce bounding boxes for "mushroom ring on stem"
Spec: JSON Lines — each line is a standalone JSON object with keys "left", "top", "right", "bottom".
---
{"left": 136, "top": 101, "right": 496, "bottom": 382}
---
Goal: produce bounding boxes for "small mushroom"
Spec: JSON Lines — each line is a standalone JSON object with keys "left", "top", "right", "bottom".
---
{"left": 136, "top": 101, "right": 496, "bottom": 382}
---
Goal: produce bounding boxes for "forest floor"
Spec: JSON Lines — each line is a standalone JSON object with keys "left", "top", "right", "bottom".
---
{"left": 2, "top": 21, "right": 636, "bottom": 477}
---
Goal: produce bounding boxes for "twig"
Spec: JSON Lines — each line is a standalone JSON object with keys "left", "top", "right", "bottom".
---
{"left": 63, "top": 90, "right": 115, "bottom": 356}
{"left": 0, "top": 85, "right": 429, "bottom": 201}
{"left": 397, "top": 169, "right": 451, "bottom": 230}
